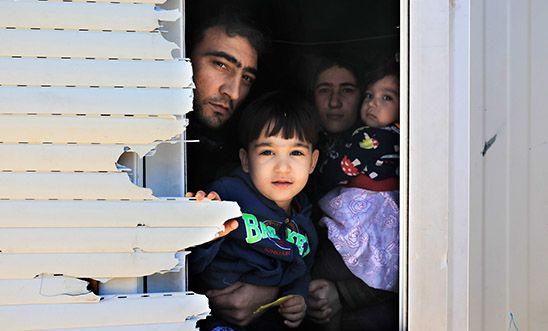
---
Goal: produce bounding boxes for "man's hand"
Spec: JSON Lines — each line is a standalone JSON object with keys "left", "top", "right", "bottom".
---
{"left": 206, "top": 282, "right": 279, "bottom": 326}
{"left": 185, "top": 190, "right": 238, "bottom": 237}
{"left": 307, "top": 279, "right": 342, "bottom": 324}
{"left": 279, "top": 295, "right": 306, "bottom": 328}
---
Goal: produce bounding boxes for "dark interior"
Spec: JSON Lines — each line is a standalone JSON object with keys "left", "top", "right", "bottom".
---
{"left": 185, "top": 0, "right": 400, "bottom": 101}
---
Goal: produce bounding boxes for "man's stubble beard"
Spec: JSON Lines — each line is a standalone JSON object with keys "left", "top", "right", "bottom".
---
{"left": 192, "top": 94, "right": 233, "bottom": 130}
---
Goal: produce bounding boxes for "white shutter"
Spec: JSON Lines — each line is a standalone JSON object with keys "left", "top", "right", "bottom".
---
{"left": 0, "top": 0, "right": 241, "bottom": 328}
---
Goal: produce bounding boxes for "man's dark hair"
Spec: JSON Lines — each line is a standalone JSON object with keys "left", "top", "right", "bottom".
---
{"left": 308, "top": 56, "right": 361, "bottom": 100}
{"left": 238, "top": 91, "right": 320, "bottom": 149}
{"left": 363, "top": 56, "right": 400, "bottom": 88}
{"left": 189, "top": 12, "right": 266, "bottom": 56}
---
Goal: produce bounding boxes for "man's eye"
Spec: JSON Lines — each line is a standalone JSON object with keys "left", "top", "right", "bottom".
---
{"left": 214, "top": 61, "right": 228, "bottom": 69}
{"left": 259, "top": 150, "right": 273, "bottom": 156}
{"left": 242, "top": 74, "right": 255, "bottom": 84}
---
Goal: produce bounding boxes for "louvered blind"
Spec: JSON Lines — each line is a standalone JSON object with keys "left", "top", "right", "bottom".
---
{"left": 0, "top": 0, "right": 241, "bottom": 329}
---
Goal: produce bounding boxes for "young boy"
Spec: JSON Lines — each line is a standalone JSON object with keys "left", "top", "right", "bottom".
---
{"left": 189, "top": 91, "right": 320, "bottom": 330}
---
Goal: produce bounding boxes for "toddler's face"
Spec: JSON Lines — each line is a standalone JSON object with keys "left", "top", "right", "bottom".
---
{"left": 360, "top": 75, "right": 399, "bottom": 128}
{"left": 240, "top": 131, "right": 319, "bottom": 214}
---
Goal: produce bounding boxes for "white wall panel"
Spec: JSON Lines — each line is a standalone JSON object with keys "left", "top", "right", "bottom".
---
{"left": 0, "top": 58, "right": 192, "bottom": 88}
{"left": 0, "top": 292, "right": 207, "bottom": 331}
{"left": 1, "top": 30, "right": 177, "bottom": 60}
{"left": 0, "top": 172, "right": 155, "bottom": 200}
{"left": 0, "top": 87, "right": 193, "bottom": 116}
{"left": 0, "top": 116, "right": 183, "bottom": 144}
{"left": 0, "top": 2, "right": 178, "bottom": 32}
{"left": 0, "top": 199, "right": 240, "bottom": 228}
{"left": 0, "top": 252, "right": 179, "bottom": 279}
{"left": 0, "top": 227, "right": 219, "bottom": 253}
{"left": 528, "top": 1, "right": 548, "bottom": 329}
{"left": 0, "top": 277, "right": 99, "bottom": 305}
{"left": 408, "top": 0, "right": 450, "bottom": 329}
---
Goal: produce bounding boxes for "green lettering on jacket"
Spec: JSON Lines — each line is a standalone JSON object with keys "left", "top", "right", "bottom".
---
{"left": 242, "top": 213, "right": 309, "bottom": 256}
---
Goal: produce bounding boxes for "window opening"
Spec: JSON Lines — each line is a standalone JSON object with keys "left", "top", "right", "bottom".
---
{"left": 185, "top": 0, "right": 403, "bottom": 329}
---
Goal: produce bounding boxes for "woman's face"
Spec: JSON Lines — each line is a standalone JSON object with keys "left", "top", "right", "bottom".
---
{"left": 314, "top": 66, "right": 360, "bottom": 134}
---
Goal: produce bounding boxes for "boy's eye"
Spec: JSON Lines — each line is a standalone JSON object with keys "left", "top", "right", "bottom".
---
{"left": 290, "top": 150, "right": 305, "bottom": 156}
{"left": 259, "top": 150, "right": 273, "bottom": 156}
{"left": 364, "top": 92, "right": 373, "bottom": 99}
{"left": 383, "top": 95, "right": 393, "bottom": 101}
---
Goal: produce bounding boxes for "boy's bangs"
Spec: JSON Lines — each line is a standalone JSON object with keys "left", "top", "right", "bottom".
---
{"left": 263, "top": 118, "right": 306, "bottom": 143}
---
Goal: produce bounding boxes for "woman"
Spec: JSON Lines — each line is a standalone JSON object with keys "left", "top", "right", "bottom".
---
{"left": 305, "top": 57, "right": 399, "bottom": 331}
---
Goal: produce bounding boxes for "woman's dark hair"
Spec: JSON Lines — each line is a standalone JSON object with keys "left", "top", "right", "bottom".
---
{"left": 238, "top": 91, "right": 320, "bottom": 149}
{"left": 363, "top": 57, "right": 400, "bottom": 88}
{"left": 308, "top": 56, "right": 361, "bottom": 99}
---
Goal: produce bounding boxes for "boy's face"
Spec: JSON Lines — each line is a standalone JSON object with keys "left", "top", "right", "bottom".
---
{"left": 314, "top": 66, "right": 360, "bottom": 134}
{"left": 360, "top": 75, "right": 399, "bottom": 128}
{"left": 239, "top": 131, "right": 319, "bottom": 214}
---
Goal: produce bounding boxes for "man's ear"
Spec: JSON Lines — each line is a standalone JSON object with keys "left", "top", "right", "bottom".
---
{"left": 239, "top": 148, "right": 250, "bottom": 173}
{"left": 309, "top": 149, "right": 320, "bottom": 174}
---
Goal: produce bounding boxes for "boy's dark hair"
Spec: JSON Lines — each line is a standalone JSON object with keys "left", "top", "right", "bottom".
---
{"left": 309, "top": 56, "right": 361, "bottom": 99}
{"left": 189, "top": 11, "right": 266, "bottom": 57}
{"left": 363, "top": 57, "right": 400, "bottom": 88}
{"left": 238, "top": 91, "right": 320, "bottom": 149}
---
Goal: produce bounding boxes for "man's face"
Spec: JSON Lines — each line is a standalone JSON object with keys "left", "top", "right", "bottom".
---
{"left": 191, "top": 26, "right": 258, "bottom": 129}
{"left": 314, "top": 66, "right": 360, "bottom": 134}
{"left": 239, "top": 130, "right": 319, "bottom": 214}
{"left": 360, "top": 75, "right": 399, "bottom": 128}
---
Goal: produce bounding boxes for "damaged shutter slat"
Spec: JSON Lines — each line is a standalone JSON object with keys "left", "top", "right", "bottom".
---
{"left": 0, "top": 292, "right": 206, "bottom": 330}
{"left": 0, "top": 227, "right": 220, "bottom": 253}
{"left": 0, "top": 116, "right": 184, "bottom": 145}
{"left": 0, "top": 276, "right": 99, "bottom": 305}
{"left": 0, "top": 252, "right": 180, "bottom": 280}
{"left": 0, "top": 2, "right": 177, "bottom": 32}
{"left": 0, "top": 172, "right": 156, "bottom": 200}
{"left": 0, "top": 58, "right": 192, "bottom": 88}
{"left": 0, "top": 87, "right": 193, "bottom": 116}
{"left": 0, "top": 200, "right": 241, "bottom": 228}
{"left": 0, "top": 29, "right": 177, "bottom": 60}
{"left": 0, "top": 144, "right": 154, "bottom": 172}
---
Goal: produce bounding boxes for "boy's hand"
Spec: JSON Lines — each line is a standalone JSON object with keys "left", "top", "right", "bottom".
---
{"left": 185, "top": 190, "right": 220, "bottom": 201}
{"left": 307, "top": 279, "right": 342, "bottom": 324}
{"left": 278, "top": 295, "right": 306, "bottom": 328}
{"left": 185, "top": 190, "right": 238, "bottom": 237}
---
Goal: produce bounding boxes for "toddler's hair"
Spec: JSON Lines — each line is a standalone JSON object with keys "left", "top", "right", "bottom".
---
{"left": 363, "top": 57, "right": 399, "bottom": 88}
{"left": 238, "top": 91, "right": 320, "bottom": 149}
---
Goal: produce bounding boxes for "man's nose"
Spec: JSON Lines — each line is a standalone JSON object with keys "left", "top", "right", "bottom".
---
{"left": 328, "top": 92, "right": 342, "bottom": 108}
{"left": 220, "top": 75, "right": 241, "bottom": 102}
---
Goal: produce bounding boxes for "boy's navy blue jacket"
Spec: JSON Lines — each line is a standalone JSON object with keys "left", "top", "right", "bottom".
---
{"left": 189, "top": 168, "right": 318, "bottom": 299}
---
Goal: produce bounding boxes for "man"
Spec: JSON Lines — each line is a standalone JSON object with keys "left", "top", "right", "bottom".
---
{"left": 186, "top": 15, "right": 279, "bottom": 328}
{"left": 186, "top": 15, "right": 264, "bottom": 193}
